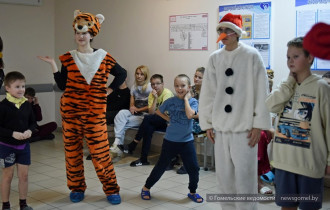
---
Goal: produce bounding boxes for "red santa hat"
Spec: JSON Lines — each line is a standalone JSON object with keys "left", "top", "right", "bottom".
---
{"left": 216, "top": 13, "right": 246, "bottom": 43}
{"left": 303, "top": 22, "right": 330, "bottom": 60}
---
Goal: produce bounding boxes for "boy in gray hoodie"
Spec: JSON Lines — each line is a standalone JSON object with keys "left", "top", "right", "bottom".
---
{"left": 266, "top": 37, "right": 330, "bottom": 210}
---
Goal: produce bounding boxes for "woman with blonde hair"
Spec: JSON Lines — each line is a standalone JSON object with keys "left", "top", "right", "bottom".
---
{"left": 110, "top": 65, "right": 152, "bottom": 156}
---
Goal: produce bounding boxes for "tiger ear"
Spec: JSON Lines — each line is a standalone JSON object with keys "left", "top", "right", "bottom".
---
{"left": 74, "top": 10, "right": 81, "bottom": 18}
{"left": 95, "top": 14, "right": 105, "bottom": 24}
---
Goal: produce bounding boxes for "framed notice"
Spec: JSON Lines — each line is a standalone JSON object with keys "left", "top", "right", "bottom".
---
{"left": 219, "top": 2, "right": 271, "bottom": 69}
{"left": 169, "top": 13, "right": 208, "bottom": 50}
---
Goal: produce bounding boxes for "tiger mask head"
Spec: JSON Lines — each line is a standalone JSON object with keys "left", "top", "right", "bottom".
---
{"left": 73, "top": 10, "right": 105, "bottom": 37}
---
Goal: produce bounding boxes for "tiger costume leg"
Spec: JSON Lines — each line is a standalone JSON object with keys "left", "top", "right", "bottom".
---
{"left": 84, "top": 114, "right": 120, "bottom": 195}
{"left": 62, "top": 115, "right": 87, "bottom": 192}
{"left": 62, "top": 114, "right": 120, "bottom": 195}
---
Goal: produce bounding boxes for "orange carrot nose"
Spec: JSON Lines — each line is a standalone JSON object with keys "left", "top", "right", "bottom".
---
{"left": 216, "top": 33, "right": 227, "bottom": 43}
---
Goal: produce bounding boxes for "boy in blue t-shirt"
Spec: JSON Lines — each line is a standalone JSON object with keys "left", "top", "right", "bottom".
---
{"left": 140, "top": 74, "right": 203, "bottom": 203}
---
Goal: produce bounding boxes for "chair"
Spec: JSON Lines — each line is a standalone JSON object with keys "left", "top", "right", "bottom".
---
{"left": 194, "top": 132, "right": 214, "bottom": 171}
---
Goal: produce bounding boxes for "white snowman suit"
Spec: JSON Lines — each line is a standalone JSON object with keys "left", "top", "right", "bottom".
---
{"left": 199, "top": 15, "right": 271, "bottom": 210}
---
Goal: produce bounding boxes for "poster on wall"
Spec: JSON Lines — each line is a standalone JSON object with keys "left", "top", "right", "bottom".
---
{"left": 169, "top": 13, "right": 208, "bottom": 51}
{"left": 296, "top": 0, "right": 330, "bottom": 70}
{"left": 219, "top": 2, "right": 271, "bottom": 69}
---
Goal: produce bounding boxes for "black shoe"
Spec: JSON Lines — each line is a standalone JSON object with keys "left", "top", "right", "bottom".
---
{"left": 171, "top": 155, "right": 180, "bottom": 166}
{"left": 21, "top": 206, "right": 33, "bottom": 210}
{"left": 29, "top": 136, "right": 40, "bottom": 143}
{"left": 86, "top": 154, "right": 92, "bottom": 160}
{"left": 177, "top": 166, "right": 187, "bottom": 174}
{"left": 166, "top": 157, "right": 178, "bottom": 171}
{"left": 130, "top": 159, "right": 150, "bottom": 167}
{"left": 43, "top": 133, "right": 55, "bottom": 140}
{"left": 118, "top": 144, "right": 133, "bottom": 154}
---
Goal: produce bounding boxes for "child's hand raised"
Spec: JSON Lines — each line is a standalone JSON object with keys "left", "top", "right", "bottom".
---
{"left": 289, "top": 71, "right": 297, "bottom": 81}
{"left": 184, "top": 91, "right": 191, "bottom": 100}
{"left": 33, "top": 96, "right": 39, "bottom": 104}
{"left": 151, "top": 89, "right": 158, "bottom": 98}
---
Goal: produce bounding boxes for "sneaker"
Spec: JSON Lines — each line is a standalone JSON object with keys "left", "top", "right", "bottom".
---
{"left": 109, "top": 144, "right": 117, "bottom": 150}
{"left": 130, "top": 159, "right": 150, "bottom": 167}
{"left": 118, "top": 144, "right": 132, "bottom": 154}
{"left": 177, "top": 166, "right": 187, "bottom": 174}
{"left": 70, "top": 191, "right": 85, "bottom": 203}
{"left": 110, "top": 144, "right": 123, "bottom": 155}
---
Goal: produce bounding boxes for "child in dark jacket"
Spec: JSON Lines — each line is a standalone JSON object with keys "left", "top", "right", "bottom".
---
{"left": 0, "top": 71, "right": 37, "bottom": 210}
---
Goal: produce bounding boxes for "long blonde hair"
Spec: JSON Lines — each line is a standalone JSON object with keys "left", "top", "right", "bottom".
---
{"left": 135, "top": 65, "right": 150, "bottom": 92}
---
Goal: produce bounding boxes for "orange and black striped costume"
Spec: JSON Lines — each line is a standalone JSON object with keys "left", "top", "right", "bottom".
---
{"left": 57, "top": 49, "right": 126, "bottom": 195}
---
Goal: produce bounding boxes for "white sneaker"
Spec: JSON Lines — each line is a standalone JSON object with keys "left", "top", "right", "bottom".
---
{"left": 110, "top": 144, "right": 123, "bottom": 155}
{"left": 110, "top": 144, "right": 117, "bottom": 151}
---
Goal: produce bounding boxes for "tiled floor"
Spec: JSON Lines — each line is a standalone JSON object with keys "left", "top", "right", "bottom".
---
{"left": 1, "top": 131, "right": 329, "bottom": 210}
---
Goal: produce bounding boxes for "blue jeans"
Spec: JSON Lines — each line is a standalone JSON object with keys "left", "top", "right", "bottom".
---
{"left": 114, "top": 109, "right": 144, "bottom": 144}
{"left": 145, "top": 139, "right": 200, "bottom": 193}
{"left": 134, "top": 114, "right": 167, "bottom": 161}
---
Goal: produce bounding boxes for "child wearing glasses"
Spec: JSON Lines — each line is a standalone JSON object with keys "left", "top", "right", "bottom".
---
{"left": 118, "top": 74, "right": 173, "bottom": 166}
{"left": 199, "top": 13, "right": 270, "bottom": 210}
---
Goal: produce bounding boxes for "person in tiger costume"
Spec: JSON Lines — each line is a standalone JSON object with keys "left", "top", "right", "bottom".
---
{"left": 38, "top": 10, "right": 126, "bottom": 205}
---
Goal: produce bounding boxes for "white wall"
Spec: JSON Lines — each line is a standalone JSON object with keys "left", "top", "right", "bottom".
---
{"left": 54, "top": 0, "right": 218, "bottom": 88}
{"left": 0, "top": 0, "right": 56, "bottom": 126}
{"left": 1, "top": 0, "right": 327, "bottom": 127}
{"left": 0, "top": 0, "right": 55, "bottom": 84}
{"left": 53, "top": 0, "right": 327, "bottom": 94}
